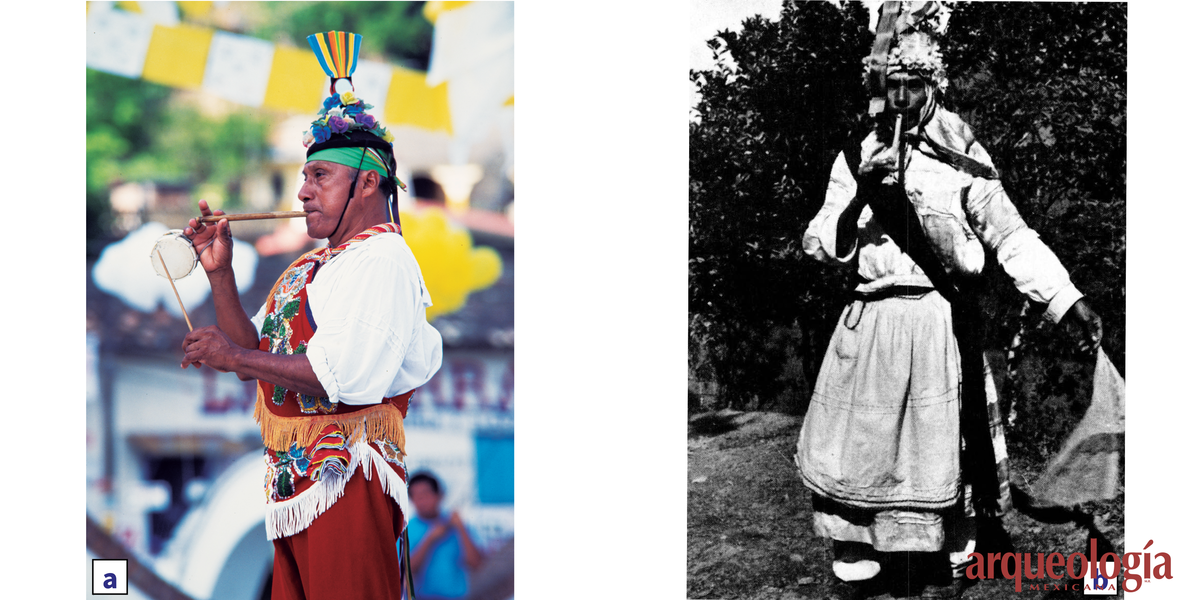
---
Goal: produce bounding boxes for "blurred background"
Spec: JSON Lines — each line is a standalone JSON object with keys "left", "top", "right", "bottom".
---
{"left": 85, "top": 2, "right": 513, "bottom": 599}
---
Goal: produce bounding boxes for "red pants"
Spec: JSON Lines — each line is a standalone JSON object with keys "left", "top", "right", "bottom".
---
{"left": 271, "top": 468, "right": 405, "bottom": 600}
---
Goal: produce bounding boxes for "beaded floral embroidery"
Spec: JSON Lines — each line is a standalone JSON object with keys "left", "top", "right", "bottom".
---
{"left": 264, "top": 445, "right": 310, "bottom": 501}
{"left": 263, "top": 426, "right": 350, "bottom": 502}
{"left": 373, "top": 439, "right": 408, "bottom": 477}
{"left": 307, "top": 427, "right": 351, "bottom": 481}
{"left": 261, "top": 262, "right": 312, "bottom": 357}
{"left": 258, "top": 224, "right": 402, "bottom": 414}
{"left": 259, "top": 261, "right": 338, "bottom": 414}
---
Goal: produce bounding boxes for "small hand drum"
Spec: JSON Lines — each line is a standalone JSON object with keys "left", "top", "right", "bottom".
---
{"left": 151, "top": 230, "right": 198, "bottom": 280}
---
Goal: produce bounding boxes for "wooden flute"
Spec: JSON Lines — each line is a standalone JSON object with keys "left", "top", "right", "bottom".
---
{"left": 198, "top": 211, "right": 308, "bottom": 223}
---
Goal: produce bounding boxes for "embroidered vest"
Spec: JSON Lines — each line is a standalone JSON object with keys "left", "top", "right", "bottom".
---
{"left": 253, "top": 223, "right": 412, "bottom": 504}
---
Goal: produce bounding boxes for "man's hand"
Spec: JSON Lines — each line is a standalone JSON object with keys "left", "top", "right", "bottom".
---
{"left": 182, "top": 325, "right": 246, "bottom": 372}
{"left": 859, "top": 150, "right": 898, "bottom": 183}
{"left": 859, "top": 134, "right": 904, "bottom": 183}
{"left": 1066, "top": 298, "right": 1103, "bottom": 354}
{"left": 183, "top": 200, "right": 235, "bottom": 275}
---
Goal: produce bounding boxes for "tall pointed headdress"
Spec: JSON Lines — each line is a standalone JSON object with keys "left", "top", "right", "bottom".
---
{"left": 302, "top": 31, "right": 407, "bottom": 223}
{"left": 860, "top": 5, "right": 1000, "bottom": 181}
{"left": 307, "top": 30, "right": 362, "bottom": 96}
{"left": 863, "top": 1, "right": 950, "bottom": 116}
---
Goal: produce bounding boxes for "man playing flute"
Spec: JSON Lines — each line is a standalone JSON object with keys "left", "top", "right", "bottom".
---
{"left": 179, "top": 31, "right": 442, "bottom": 600}
{"left": 793, "top": 5, "right": 1103, "bottom": 598}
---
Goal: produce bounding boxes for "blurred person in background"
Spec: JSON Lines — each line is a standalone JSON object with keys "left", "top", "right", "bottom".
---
{"left": 404, "top": 472, "right": 483, "bottom": 600}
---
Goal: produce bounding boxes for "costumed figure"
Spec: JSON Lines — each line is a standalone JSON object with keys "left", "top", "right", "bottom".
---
{"left": 180, "top": 30, "right": 441, "bottom": 600}
{"left": 793, "top": 3, "right": 1103, "bottom": 598}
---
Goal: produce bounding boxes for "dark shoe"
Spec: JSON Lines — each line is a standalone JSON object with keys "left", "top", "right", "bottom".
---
{"left": 884, "top": 551, "right": 956, "bottom": 599}
{"left": 830, "top": 575, "right": 889, "bottom": 600}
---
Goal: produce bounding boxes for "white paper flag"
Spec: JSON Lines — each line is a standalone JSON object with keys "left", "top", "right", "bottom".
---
{"left": 202, "top": 31, "right": 275, "bottom": 107}
{"left": 427, "top": 2, "right": 514, "bottom": 145}
{"left": 86, "top": 7, "right": 155, "bottom": 78}
{"left": 348, "top": 60, "right": 395, "bottom": 117}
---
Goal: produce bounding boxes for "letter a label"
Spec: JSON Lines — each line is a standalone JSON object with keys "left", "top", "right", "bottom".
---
{"left": 91, "top": 559, "right": 128, "bottom": 595}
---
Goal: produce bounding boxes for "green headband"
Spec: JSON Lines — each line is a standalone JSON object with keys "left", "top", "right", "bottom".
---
{"left": 308, "top": 146, "right": 388, "bottom": 180}
{"left": 307, "top": 147, "right": 407, "bottom": 193}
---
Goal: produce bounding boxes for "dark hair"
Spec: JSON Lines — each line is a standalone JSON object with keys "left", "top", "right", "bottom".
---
{"left": 379, "top": 151, "right": 400, "bottom": 206}
{"left": 408, "top": 472, "right": 441, "bottom": 495}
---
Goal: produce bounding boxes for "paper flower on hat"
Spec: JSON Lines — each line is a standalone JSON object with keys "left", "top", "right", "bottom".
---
{"left": 862, "top": 31, "right": 948, "bottom": 93}
{"left": 303, "top": 94, "right": 398, "bottom": 167}
{"left": 329, "top": 116, "right": 350, "bottom": 134}
{"left": 312, "top": 123, "right": 332, "bottom": 145}
{"left": 888, "top": 31, "right": 947, "bottom": 90}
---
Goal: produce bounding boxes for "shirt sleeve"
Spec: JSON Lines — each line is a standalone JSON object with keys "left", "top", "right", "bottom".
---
{"left": 305, "top": 250, "right": 425, "bottom": 406}
{"left": 803, "top": 151, "right": 860, "bottom": 265}
{"left": 964, "top": 178, "right": 1083, "bottom": 323}
{"left": 249, "top": 302, "right": 267, "bottom": 338}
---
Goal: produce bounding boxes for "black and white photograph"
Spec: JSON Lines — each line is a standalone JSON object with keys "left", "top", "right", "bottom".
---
{"left": 690, "top": 2, "right": 1126, "bottom": 598}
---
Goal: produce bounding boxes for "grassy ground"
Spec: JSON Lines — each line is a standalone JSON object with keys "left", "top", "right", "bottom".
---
{"left": 686, "top": 409, "right": 1124, "bottom": 600}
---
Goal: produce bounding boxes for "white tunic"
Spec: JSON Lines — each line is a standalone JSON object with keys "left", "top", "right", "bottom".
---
{"left": 252, "top": 232, "right": 443, "bottom": 405}
{"left": 803, "top": 132, "right": 1083, "bottom": 323}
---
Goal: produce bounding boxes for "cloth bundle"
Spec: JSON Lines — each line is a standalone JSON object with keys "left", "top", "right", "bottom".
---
{"left": 1029, "top": 349, "right": 1125, "bottom": 507}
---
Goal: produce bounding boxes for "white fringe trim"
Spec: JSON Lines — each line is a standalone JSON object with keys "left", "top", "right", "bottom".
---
{"left": 265, "top": 441, "right": 409, "bottom": 540}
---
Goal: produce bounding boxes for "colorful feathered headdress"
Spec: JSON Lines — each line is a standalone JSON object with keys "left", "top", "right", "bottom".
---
{"left": 301, "top": 31, "right": 406, "bottom": 196}
{"left": 302, "top": 31, "right": 395, "bottom": 150}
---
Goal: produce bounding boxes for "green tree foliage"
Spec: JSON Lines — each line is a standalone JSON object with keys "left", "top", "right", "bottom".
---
{"left": 255, "top": 1, "right": 433, "bottom": 69}
{"left": 86, "top": 69, "right": 272, "bottom": 249}
{"left": 690, "top": 1, "right": 1125, "bottom": 435}
{"left": 691, "top": 2, "right": 869, "bottom": 412}
{"left": 86, "top": 70, "right": 173, "bottom": 246}
{"left": 153, "top": 106, "right": 272, "bottom": 202}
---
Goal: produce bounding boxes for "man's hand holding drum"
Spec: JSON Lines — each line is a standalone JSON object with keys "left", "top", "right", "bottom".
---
{"left": 177, "top": 199, "right": 328, "bottom": 399}
{"left": 178, "top": 199, "right": 253, "bottom": 371}
{"left": 183, "top": 199, "right": 233, "bottom": 275}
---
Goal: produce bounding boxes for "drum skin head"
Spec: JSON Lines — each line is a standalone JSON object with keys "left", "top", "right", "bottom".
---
{"left": 151, "top": 230, "right": 198, "bottom": 280}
